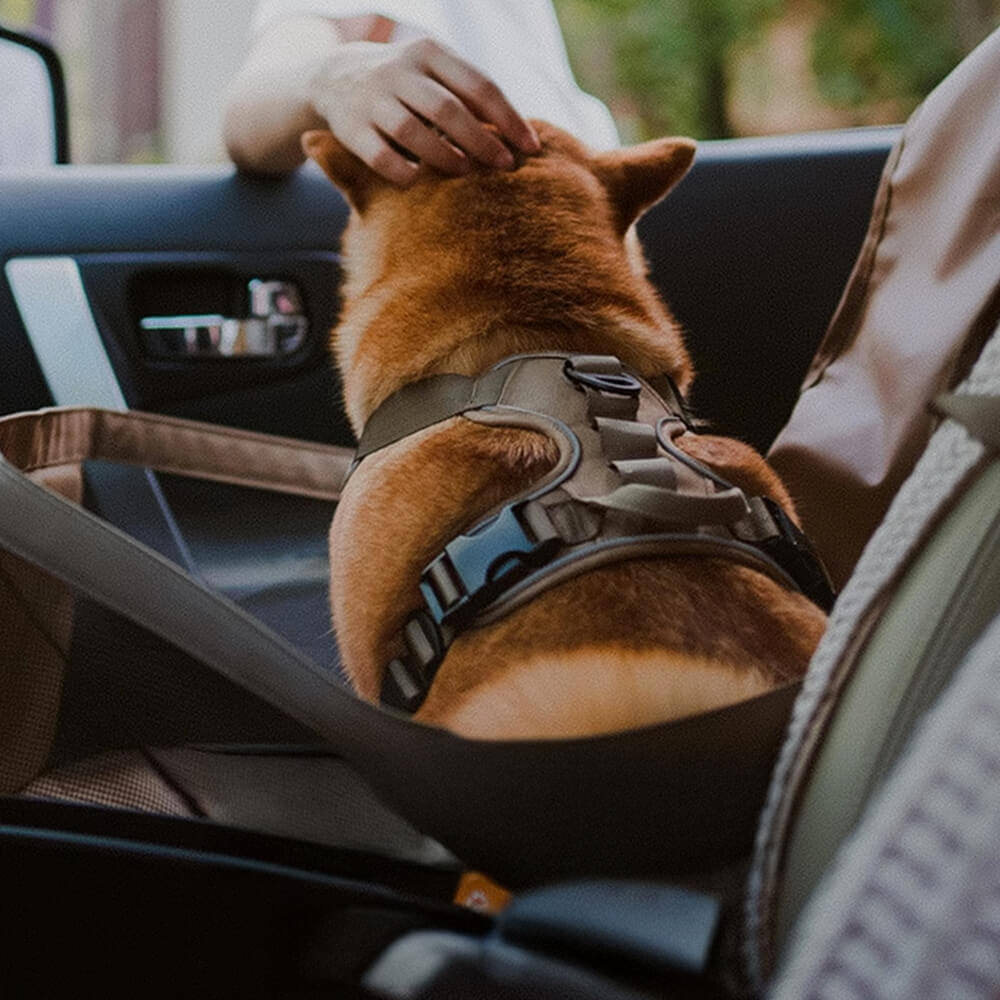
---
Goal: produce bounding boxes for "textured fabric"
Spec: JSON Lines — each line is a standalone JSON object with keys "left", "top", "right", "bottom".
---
{"left": 23, "top": 749, "right": 195, "bottom": 816}
{"left": 772, "top": 612, "right": 1000, "bottom": 1000}
{"left": 0, "top": 552, "right": 73, "bottom": 792}
{"left": 768, "top": 27, "right": 1000, "bottom": 590}
{"left": 250, "top": 0, "right": 621, "bottom": 149}
{"left": 0, "top": 456, "right": 83, "bottom": 790}
{"left": 148, "top": 747, "right": 454, "bottom": 863}
{"left": 746, "top": 322, "right": 1000, "bottom": 989}
{"left": 22, "top": 745, "right": 454, "bottom": 864}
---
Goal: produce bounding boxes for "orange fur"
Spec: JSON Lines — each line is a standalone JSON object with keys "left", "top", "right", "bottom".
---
{"left": 307, "top": 121, "right": 827, "bottom": 739}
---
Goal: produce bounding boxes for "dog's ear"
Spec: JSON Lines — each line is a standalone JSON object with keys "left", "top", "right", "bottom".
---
{"left": 302, "top": 129, "right": 379, "bottom": 212}
{"left": 591, "top": 138, "right": 696, "bottom": 233}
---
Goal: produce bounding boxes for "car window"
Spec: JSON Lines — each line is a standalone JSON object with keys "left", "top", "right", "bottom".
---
{"left": 0, "top": 0, "right": 260, "bottom": 164}
{"left": 553, "top": 0, "right": 1000, "bottom": 141}
{"left": 0, "top": 31, "right": 57, "bottom": 166}
{"left": 0, "top": 0, "right": 996, "bottom": 164}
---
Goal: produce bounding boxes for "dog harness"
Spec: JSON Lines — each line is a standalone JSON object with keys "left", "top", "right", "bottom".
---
{"left": 347, "top": 353, "right": 836, "bottom": 713}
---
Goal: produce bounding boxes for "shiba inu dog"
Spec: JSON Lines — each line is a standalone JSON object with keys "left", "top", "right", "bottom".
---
{"left": 305, "top": 120, "right": 827, "bottom": 740}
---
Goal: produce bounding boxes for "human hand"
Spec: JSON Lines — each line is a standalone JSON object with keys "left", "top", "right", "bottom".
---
{"left": 307, "top": 37, "right": 541, "bottom": 186}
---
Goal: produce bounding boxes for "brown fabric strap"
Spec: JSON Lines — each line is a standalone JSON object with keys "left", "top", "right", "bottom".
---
{"left": 0, "top": 407, "right": 352, "bottom": 501}
{"left": 353, "top": 354, "right": 690, "bottom": 469}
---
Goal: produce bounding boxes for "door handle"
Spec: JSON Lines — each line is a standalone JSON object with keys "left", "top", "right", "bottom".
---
{"left": 140, "top": 279, "right": 308, "bottom": 359}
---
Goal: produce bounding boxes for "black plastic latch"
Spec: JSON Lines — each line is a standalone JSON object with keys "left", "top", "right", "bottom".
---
{"left": 499, "top": 880, "right": 722, "bottom": 980}
{"left": 383, "top": 503, "right": 563, "bottom": 713}
{"left": 420, "top": 501, "right": 562, "bottom": 628}
{"left": 754, "top": 497, "right": 837, "bottom": 612}
{"left": 381, "top": 611, "right": 447, "bottom": 713}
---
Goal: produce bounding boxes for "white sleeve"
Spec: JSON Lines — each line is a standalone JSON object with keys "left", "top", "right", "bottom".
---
{"left": 250, "top": 0, "right": 620, "bottom": 150}
{"left": 251, "top": 0, "right": 448, "bottom": 36}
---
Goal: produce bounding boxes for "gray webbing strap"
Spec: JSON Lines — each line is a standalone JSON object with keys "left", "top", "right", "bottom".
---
{"left": 353, "top": 368, "right": 509, "bottom": 463}
{"left": 0, "top": 439, "right": 367, "bottom": 740}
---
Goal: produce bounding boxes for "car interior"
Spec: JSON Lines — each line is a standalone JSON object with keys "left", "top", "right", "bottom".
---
{"left": 1, "top": 20, "right": 997, "bottom": 999}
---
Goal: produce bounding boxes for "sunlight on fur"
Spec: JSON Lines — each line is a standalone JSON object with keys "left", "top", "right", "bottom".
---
{"left": 432, "top": 648, "right": 777, "bottom": 741}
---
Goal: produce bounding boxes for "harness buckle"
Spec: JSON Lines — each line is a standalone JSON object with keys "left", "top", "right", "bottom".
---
{"left": 747, "top": 497, "right": 837, "bottom": 612}
{"left": 420, "top": 501, "right": 562, "bottom": 627}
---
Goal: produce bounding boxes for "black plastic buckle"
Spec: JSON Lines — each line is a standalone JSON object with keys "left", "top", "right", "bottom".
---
{"left": 420, "top": 502, "right": 561, "bottom": 628}
{"left": 384, "top": 502, "right": 561, "bottom": 713}
{"left": 756, "top": 497, "right": 837, "bottom": 612}
{"left": 564, "top": 361, "right": 642, "bottom": 397}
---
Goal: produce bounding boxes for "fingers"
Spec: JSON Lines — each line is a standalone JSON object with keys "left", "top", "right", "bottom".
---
{"left": 399, "top": 77, "right": 512, "bottom": 171}
{"left": 379, "top": 88, "right": 475, "bottom": 174}
{"left": 311, "top": 38, "right": 541, "bottom": 185}
{"left": 345, "top": 125, "right": 421, "bottom": 188}
{"left": 331, "top": 96, "right": 469, "bottom": 188}
{"left": 415, "top": 39, "right": 541, "bottom": 158}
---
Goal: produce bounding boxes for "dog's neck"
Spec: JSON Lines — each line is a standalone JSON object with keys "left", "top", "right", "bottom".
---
{"left": 337, "top": 229, "right": 692, "bottom": 435}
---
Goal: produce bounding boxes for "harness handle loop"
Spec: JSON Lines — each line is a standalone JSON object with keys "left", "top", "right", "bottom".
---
{"left": 564, "top": 365, "right": 643, "bottom": 398}
{"left": 593, "top": 483, "right": 752, "bottom": 528}
{"left": 564, "top": 357, "right": 642, "bottom": 421}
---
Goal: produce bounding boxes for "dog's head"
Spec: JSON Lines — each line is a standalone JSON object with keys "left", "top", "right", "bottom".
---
{"left": 304, "top": 121, "right": 696, "bottom": 431}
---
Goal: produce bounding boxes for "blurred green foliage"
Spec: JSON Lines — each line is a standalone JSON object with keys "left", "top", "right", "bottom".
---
{"left": 811, "top": 0, "right": 991, "bottom": 108}
{"left": 554, "top": 0, "right": 999, "bottom": 139}
{"left": 554, "top": 0, "right": 781, "bottom": 138}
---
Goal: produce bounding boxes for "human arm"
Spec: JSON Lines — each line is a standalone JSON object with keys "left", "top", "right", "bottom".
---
{"left": 223, "top": 14, "right": 541, "bottom": 183}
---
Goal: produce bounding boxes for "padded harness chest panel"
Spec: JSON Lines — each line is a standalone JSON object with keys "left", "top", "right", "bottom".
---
{"left": 349, "top": 353, "right": 835, "bottom": 712}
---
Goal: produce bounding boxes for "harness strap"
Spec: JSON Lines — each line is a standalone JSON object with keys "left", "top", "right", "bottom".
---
{"left": 593, "top": 482, "right": 751, "bottom": 527}
{"left": 353, "top": 367, "right": 510, "bottom": 465}
{"left": 349, "top": 353, "right": 836, "bottom": 713}
{"left": 351, "top": 354, "right": 692, "bottom": 472}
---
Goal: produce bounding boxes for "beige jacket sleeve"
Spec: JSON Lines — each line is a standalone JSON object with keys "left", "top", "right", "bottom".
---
{"left": 767, "top": 27, "right": 1000, "bottom": 589}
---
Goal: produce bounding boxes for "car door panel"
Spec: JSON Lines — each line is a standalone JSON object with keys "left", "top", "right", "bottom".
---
{"left": 0, "top": 168, "right": 354, "bottom": 663}
{"left": 77, "top": 251, "right": 340, "bottom": 431}
{"left": 1, "top": 131, "right": 894, "bottom": 443}
{"left": 1, "top": 167, "right": 352, "bottom": 442}
{"left": 0, "top": 130, "right": 892, "bottom": 662}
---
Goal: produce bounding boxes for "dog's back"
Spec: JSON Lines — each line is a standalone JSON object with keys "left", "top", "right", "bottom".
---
{"left": 307, "top": 122, "right": 827, "bottom": 739}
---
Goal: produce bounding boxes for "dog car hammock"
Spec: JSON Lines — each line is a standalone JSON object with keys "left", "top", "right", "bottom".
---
{"left": 1, "top": 404, "right": 815, "bottom": 887}
{"left": 347, "top": 353, "right": 836, "bottom": 713}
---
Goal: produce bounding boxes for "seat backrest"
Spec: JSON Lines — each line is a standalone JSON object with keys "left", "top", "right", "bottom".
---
{"left": 745, "top": 323, "right": 1000, "bottom": 990}
{"left": 771, "top": 607, "right": 1000, "bottom": 999}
